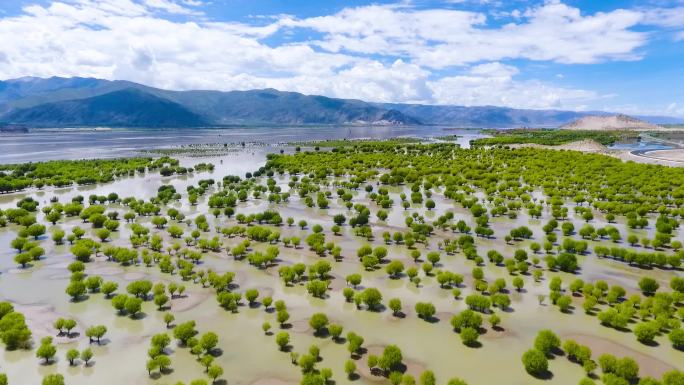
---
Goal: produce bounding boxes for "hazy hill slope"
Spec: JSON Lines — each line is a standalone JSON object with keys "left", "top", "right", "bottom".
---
{"left": 156, "top": 88, "right": 420, "bottom": 125}
{"left": 0, "top": 77, "right": 139, "bottom": 114}
{"left": 378, "top": 103, "right": 594, "bottom": 127}
{"left": 0, "top": 76, "right": 106, "bottom": 104}
{"left": 1, "top": 76, "right": 682, "bottom": 128}
{"left": 561, "top": 114, "right": 660, "bottom": 131}
{"left": 3, "top": 88, "right": 208, "bottom": 127}
{"left": 0, "top": 78, "right": 419, "bottom": 126}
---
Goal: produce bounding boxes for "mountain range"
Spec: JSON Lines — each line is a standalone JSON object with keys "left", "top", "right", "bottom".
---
{"left": 0, "top": 76, "right": 681, "bottom": 128}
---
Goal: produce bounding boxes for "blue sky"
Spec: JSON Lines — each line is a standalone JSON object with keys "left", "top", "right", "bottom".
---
{"left": 1, "top": 0, "right": 683, "bottom": 116}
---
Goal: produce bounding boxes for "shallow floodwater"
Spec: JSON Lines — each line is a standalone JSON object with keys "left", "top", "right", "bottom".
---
{"left": 0, "top": 146, "right": 682, "bottom": 385}
{"left": 0, "top": 126, "right": 482, "bottom": 164}
{"left": 609, "top": 141, "right": 672, "bottom": 152}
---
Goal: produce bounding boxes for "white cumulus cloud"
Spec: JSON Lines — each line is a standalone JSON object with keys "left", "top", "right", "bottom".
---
{"left": 428, "top": 62, "right": 598, "bottom": 109}
{"left": 284, "top": 1, "right": 646, "bottom": 68}
{"left": 0, "top": 0, "right": 676, "bottom": 112}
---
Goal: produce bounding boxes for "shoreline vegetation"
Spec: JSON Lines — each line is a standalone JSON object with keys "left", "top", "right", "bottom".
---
{"left": 140, "top": 143, "right": 255, "bottom": 157}
{"left": 0, "top": 157, "right": 214, "bottom": 194}
{"left": 287, "top": 136, "right": 461, "bottom": 148}
{"left": 140, "top": 138, "right": 431, "bottom": 157}
{"left": 288, "top": 137, "right": 424, "bottom": 148}
{"left": 469, "top": 129, "right": 684, "bottom": 166}
{"left": 470, "top": 129, "right": 639, "bottom": 147}
{"left": 142, "top": 136, "right": 462, "bottom": 157}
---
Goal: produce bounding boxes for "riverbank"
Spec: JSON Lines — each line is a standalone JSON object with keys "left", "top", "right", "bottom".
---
{"left": 510, "top": 138, "right": 684, "bottom": 167}
{"left": 617, "top": 149, "right": 684, "bottom": 166}
{"left": 508, "top": 139, "right": 610, "bottom": 153}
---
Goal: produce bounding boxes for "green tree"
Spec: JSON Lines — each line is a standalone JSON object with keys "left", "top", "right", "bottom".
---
{"left": 52, "top": 229, "right": 65, "bottom": 244}
{"left": 14, "top": 253, "right": 32, "bottom": 268}
{"left": 42, "top": 374, "right": 65, "bottom": 385}
{"left": 460, "top": 327, "right": 479, "bottom": 346}
{"left": 361, "top": 288, "right": 382, "bottom": 310}
{"left": 378, "top": 345, "right": 403, "bottom": 373}
{"left": 101, "top": 281, "right": 118, "bottom": 297}
{"left": 415, "top": 302, "right": 436, "bottom": 320}
{"left": 66, "top": 281, "right": 86, "bottom": 300}
{"left": 447, "top": 379, "right": 468, "bottom": 385}
{"left": 66, "top": 349, "right": 80, "bottom": 366}
{"left": 85, "top": 325, "right": 107, "bottom": 344}
{"left": 151, "top": 333, "right": 171, "bottom": 351}
{"left": 489, "top": 314, "right": 501, "bottom": 329}
{"left": 36, "top": 337, "right": 57, "bottom": 363}
{"left": 522, "top": 349, "right": 548, "bottom": 375}
{"left": 27, "top": 223, "right": 46, "bottom": 239}
{"left": 420, "top": 370, "right": 436, "bottom": 385}
{"left": 164, "top": 313, "right": 175, "bottom": 328}
{"left": 208, "top": 365, "right": 224, "bottom": 383}
{"left": 669, "top": 328, "right": 684, "bottom": 349}
{"left": 389, "top": 298, "right": 402, "bottom": 316}
{"left": 276, "top": 332, "right": 290, "bottom": 350}
{"left": 277, "top": 309, "right": 290, "bottom": 326}
{"left": 0, "top": 311, "right": 32, "bottom": 349}
{"left": 173, "top": 321, "right": 197, "bottom": 345}
{"left": 124, "top": 296, "right": 143, "bottom": 316}
{"left": 512, "top": 277, "right": 524, "bottom": 291}
{"left": 534, "top": 330, "right": 560, "bottom": 355}
{"left": 345, "top": 360, "right": 356, "bottom": 378}
{"left": 634, "top": 322, "right": 659, "bottom": 344}
{"left": 309, "top": 313, "right": 329, "bottom": 335}
{"left": 199, "top": 332, "right": 219, "bottom": 354}
{"left": 638, "top": 278, "right": 659, "bottom": 295}
{"left": 81, "top": 348, "right": 93, "bottom": 365}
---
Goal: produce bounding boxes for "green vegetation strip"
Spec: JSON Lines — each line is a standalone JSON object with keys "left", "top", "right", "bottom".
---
{"left": 290, "top": 137, "right": 422, "bottom": 148}
{"left": 0, "top": 156, "right": 210, "bottom": 193}
{"left": 471, "top": 129, "right": 638, "bottom": 146}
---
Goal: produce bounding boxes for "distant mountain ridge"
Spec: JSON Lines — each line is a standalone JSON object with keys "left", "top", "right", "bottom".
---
{"left": 3, "top": 88, "right": 207, "bottom": 128}
{"left": 378, "top": 103, "right": 595, "bottom": 128}
{"left": 0, "top": 76, "right": 681, "bottom": 128}
{"left": 0, "top": 77, "right": 419, "bottom": 127}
